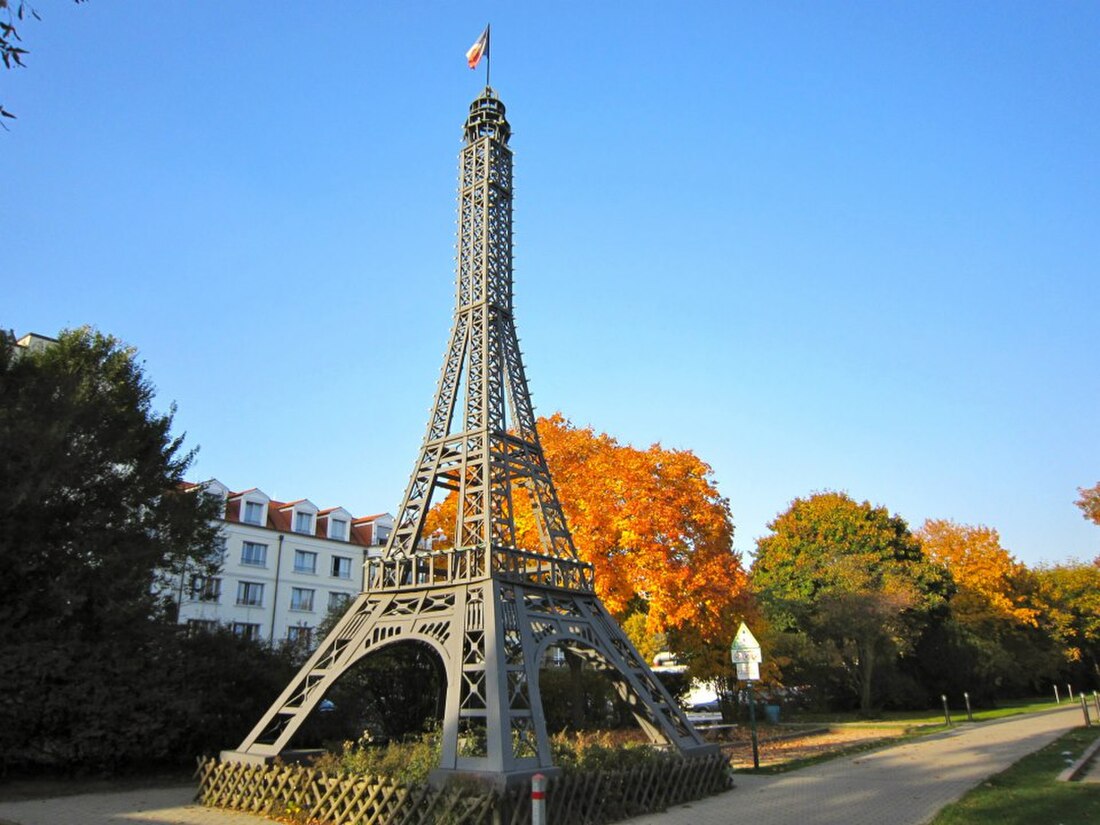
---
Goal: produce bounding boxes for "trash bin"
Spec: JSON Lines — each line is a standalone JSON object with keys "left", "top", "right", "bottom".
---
{"left": 764, "top": 704, "right": 781, "bottom": 724}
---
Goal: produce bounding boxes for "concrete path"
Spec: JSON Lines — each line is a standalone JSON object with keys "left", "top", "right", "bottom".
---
{"left": 0, "top": 706, "right": 1085, "bottom": 825}
{"left": 629, "top": 704, "right": 1084, "bottom": 825}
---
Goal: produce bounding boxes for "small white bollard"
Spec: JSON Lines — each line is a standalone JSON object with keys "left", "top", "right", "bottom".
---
{"left": 1069, "top": 684, "right": 1075, "bottom": 701}
{"left": 532, "top": 772, "right": 547, "bottom": 825}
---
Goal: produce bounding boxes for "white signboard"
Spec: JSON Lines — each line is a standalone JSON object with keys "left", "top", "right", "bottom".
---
{"left": 736, "top": 661, "right": 760, "bottom": 681}
{"left": 731, "top": 622, "right": 762, "bottom": 680}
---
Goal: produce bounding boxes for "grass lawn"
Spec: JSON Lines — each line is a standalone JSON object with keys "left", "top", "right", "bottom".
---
{"left": 786, "top": 697, "right": 1065, "bottom": 730}
{"left": 928, "top": 727, "right": 1100, "bottom": 825}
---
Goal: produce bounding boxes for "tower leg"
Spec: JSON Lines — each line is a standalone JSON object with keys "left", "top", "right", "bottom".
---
{"left": 223, "top": 588, "right": 462, "bottom": 763}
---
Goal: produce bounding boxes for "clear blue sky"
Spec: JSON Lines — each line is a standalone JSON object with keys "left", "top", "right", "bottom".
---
{"left": 5, "top": 2, "right": 1098, "bottom": 569}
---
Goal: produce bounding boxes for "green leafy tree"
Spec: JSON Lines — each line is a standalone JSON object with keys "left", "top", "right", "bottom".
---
{"left": 1, "top": 1, "right": 87, "bottom": 124}
{"left": 0, "top": 327, "right": 219, "bottom": 635}
{"left": 752, "top": 491, "right": 949, "bottom": 713}
{"left": 0, "top": 326, "right": 223, "bottom": 770}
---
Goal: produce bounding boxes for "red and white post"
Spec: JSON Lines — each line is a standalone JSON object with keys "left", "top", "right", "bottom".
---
{"left": 531, "top": 773, "right": 547, "bottom": 825}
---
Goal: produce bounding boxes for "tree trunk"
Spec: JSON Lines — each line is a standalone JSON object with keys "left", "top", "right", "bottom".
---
{"left": 565, "top": 650, "right": 585, "bottom": 728}
{"left": 859, "top": 642, "right": 876, "bottom": 714}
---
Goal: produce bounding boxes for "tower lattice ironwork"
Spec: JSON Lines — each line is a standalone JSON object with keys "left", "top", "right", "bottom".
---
{"left": 224, "top": 88, "right": 714, "bottom": 781}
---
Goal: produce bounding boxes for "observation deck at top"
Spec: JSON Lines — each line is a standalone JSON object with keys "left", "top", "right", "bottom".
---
{"left": 464, "top": 87, "right": 511, "bottom": 145}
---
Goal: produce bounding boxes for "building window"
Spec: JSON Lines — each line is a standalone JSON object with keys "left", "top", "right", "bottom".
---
{"left": 233, "top": 622, "right": 260, "bottom": 640}
{"left": 243, "top": 501, "right": 264, "bottom": 525}
{"left": 236, "top": 581, "right": 264, "bottom": 607}
{"left": 187, "top": 619, "right": 217, "bottom": 634}
{"left": 287, "top": 625, "right": 312, "bottom": 646}
{"left": 294, "top": 550, "right": 317, "bottom": 574}
{"left": 295, "top": 512, "right": 313, "bottom": 534}
{"left": 189, "top": 575, "right": 222, "bottom": 602}
{"left": 330, "top": 518, "right": 347, "bottom": 540}
{"left": 290, "top": 587, "right": 315, "bottom": 612}
{"left": 241, "top": 541, "right": 267, "bottom": 566}
{"left": 331, "top": 556, "right": 352, "bottom": 579}
{"left": 328, "top": 592, "right": 351, "bottom": 612}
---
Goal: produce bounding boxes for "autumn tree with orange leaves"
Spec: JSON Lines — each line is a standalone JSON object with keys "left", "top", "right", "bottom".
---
{"left": 424, "top": 413, "right": 750, "bottom": 675}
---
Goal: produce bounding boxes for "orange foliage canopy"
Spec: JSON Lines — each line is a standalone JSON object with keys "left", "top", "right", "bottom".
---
{"left": 424, "top": 413, "right": 747, "bottom": 642}
{"left": 917, "top": 519, "right": 1038, "bottom": 627}
{"left": 1076, "top": 482, "right": 1100, "bottom": 527}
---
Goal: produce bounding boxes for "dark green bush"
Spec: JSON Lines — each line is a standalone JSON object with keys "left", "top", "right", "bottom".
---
{"left": 0, "top": 625, "right": 297, "bottom": 774}
{"left": 312, "top": 729, "right": 443, "bottom": 786}
{"left": 313, "top": 727, "right": 673, "bottom": 785}
{"left": 550, "top": 731, "right": 674, "bottom": 774}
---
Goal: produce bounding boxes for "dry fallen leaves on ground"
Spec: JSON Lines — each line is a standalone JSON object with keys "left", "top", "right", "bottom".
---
{"left": 717, "top": 725, "right": 909, "bottom": 770}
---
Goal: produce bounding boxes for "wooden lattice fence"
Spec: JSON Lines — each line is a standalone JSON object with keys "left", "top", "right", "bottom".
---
{"left": 501, "top": 752, "right": 733, "bottom": 825}
{"left": 195, "top": 758, "right": 495, "bottom": 825}
{"left": 196, "top": 752, "right": 732, "bottom": 825}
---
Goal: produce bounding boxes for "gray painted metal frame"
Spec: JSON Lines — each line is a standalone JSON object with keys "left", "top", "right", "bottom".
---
{"left": 224, "top": 89, "right": 714, "bottom": 780}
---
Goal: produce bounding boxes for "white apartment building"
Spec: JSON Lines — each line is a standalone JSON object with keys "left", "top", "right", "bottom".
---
{"left": 13, "top": 331, "right": 59, "bottom": 356}
{"left": 174, "top": 479, "right": 394, "bottom": 647}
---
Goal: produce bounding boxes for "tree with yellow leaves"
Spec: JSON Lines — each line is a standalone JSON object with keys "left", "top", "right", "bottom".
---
{"left": 1031, "top": 562, "right": 1100, "bottom": 684}
{"left": 917, "top": 520, "right": 1037, "bottom": 627}
{"left": 912, "top": 519, "right": 1057, "bottom": 702}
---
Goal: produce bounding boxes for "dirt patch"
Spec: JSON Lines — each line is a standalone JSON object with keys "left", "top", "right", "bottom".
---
{"left": 555, "top": 724, "right": 910, "bottom": 771}
{"left": 711, "top": 725, "right": 908, "bottom": 770}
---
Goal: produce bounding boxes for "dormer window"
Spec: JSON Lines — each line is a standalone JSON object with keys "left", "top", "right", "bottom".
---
{"left": 197, "top": 479, "right": 229, "bottom": 519}
{"left": 322, "top": 508, "right": 351, "bottom": 540}
{"left": 330, "top": 518, "right": 347, "bottom": 541}
{"left": 243, "top": 501, "right": 264, "bottom": 525}
{"left": 295, "top": 511, "right": 313, "bottom": 534}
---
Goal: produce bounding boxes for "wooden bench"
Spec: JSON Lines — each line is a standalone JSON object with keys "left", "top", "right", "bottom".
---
{"left": 694, "top": 723, "right": 738, "bottom": 741}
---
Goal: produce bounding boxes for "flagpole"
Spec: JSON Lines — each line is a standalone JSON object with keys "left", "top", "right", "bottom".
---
{"left": 485, "top": 23, "right": 492, "bottom": 89}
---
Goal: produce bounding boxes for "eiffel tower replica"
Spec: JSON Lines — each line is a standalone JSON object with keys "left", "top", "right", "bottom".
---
{"left": 223, "top": 88, "right": 715, "bottom": 782}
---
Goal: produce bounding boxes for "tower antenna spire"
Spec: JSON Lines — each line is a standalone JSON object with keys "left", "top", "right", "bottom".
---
{"left": 485, "top": 23, "right": 491, "bottom": 88}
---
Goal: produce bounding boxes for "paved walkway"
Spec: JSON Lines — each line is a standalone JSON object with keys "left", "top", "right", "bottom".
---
{"left": 630, "top": 704, "right": 1085, "bottom": 825}
{"left": 0, "top": 706, "right": 1087, "bottom": 825}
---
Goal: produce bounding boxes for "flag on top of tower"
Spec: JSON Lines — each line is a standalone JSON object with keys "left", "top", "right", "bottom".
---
{"left": 466, "top": 25, "right": 489, "bottom": 69}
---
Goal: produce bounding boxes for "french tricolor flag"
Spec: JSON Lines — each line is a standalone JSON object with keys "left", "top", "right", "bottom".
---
{"left": 466, "top": 25, "right": 489, "bottom": 69}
